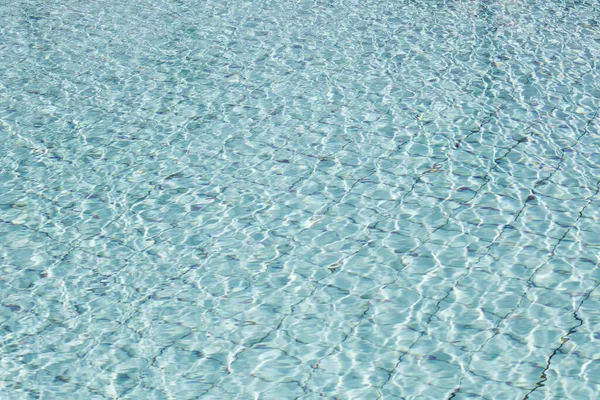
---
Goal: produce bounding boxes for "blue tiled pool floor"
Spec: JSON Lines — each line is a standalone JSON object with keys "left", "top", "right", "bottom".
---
{"left": 1, "top": 0, "right": 600, "bottom": 398}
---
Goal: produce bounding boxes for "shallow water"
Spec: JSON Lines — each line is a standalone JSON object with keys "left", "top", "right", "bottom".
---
{"left": 1, "top": 0, "right": 600, "bottom": 398}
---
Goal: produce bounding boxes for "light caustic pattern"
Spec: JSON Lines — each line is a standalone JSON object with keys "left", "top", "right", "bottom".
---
{"left": 1, "top": 0, "right": 600, "bottom": 399}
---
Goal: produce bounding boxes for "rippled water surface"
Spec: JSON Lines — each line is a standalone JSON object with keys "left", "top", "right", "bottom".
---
{"left": 2, "top": 0, "right": 600, "bottom": 398}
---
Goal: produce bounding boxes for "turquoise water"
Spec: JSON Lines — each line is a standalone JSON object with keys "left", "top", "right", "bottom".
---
{"left": 1, "top": 0, "right": 600, "bottom": 398}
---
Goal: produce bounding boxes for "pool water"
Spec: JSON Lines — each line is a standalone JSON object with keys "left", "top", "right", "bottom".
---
{"left": 1, "top": 0, "right": 600, "bottom": 398}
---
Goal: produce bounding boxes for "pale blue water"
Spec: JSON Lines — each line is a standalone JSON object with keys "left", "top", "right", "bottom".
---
{"left": 1, "top": 0, "right": 600, "bottom": 398}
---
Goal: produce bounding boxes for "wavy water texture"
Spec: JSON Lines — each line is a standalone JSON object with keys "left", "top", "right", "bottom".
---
{"left": 1, "top": 0, "right": 600, "bottom": 399}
